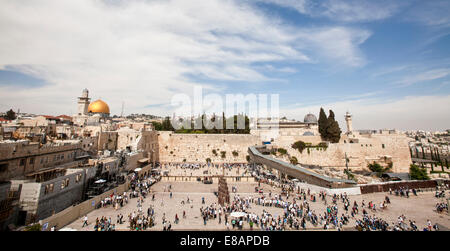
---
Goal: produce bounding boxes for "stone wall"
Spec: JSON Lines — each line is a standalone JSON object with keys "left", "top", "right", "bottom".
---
{"left": 274, "top": 133, "right": 412, "bottom": 173}
{"left": 155, "top": 131, "right": 412, "bottom": 173}
{"left": 124, "top": 152, "right": 145, "bottom": 171}
{"left": 97, "top": 131, "right": 118, "bottom": 152}
{"left": 157, "top": 132, "right": 261, "bottom": 163}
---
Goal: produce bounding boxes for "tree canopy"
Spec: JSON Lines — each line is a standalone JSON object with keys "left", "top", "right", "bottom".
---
{"left": 409, "top": 164, "right": 430, "bottom": 180}
{"left": 4, "top": 109, "right": 16, "bottom": 120}
{"left": 318, "top": 108, "right": 342, "bottom": 143}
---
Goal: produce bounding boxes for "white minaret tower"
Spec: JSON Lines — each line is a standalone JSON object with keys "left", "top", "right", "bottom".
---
{"left": 345, "top": 111, "right": 353, "bottom": 134}
{"left": 77, "top": 88, "right": 90, "bottom": 116}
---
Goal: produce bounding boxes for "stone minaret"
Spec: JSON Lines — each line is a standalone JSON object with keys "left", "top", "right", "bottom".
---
{"left": 345, "top": 111, "right": 353, "bottom": 134}
{"left": 77, "top": 88, "right": 90, "bottom": 116}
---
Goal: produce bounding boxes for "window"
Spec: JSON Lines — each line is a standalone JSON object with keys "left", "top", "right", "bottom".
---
{"left": 46, "top": 183, "right": 54, "bottom": 193}
{"left": 61, "top": 179, "right": 69, "bottom": 189}
{"left": 44, "top": 184, "right": 54, "bottom": 194}
{"left": 75, "top": 174, "right": 82, "bottom": 183}
{"left": 19, "top": 159, "right": 26, "bottom": 166}
{"left": 382, "top": 144, "right": 385, "bottom": 149}
{"left": 29, "top": 157, "right": 35, "bottom": 165}
{"left": 0, "top": 163, "right": 8, "bottom": 172}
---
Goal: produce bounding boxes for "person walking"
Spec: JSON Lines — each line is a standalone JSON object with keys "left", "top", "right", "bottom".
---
{"left": 82, "top": 215, "right": 88, "bottom": 227}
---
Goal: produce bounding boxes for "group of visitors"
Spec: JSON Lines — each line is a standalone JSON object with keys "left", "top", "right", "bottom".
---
{"left": 128, "top": 210, "right": 154, "bottom": 231}
{"left": 93, "top": 216, "right": 116, "bottom": 231}
{"left": 435, "top": 202, "right": 448, "bottom": 213}
{"left": 389, "top": 187, "right": 419, "bottom": 197}
{"left": 99, "top": 192, "right": 129, "bottom": 210}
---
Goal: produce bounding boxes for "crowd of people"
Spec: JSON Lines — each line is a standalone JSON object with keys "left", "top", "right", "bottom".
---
{"left": 77, "top": 162, "right": 447, "bottom": 232}
{"left": 435, "top": 202, "right": 448, "bottom": 213}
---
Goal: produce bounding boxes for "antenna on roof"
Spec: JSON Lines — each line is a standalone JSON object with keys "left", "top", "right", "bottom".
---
{"left": 121, "top": 101, "right": 124, "bottom": 117}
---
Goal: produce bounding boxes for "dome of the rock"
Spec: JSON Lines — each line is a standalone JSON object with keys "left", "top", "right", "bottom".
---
{"left": 88, "top": 99, "right": 110, "bottom": 114}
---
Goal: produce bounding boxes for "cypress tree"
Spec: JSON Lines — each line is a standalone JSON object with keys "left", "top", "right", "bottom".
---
{"left": 325, "top": 110, "right": 342, "bottom": 143}
{"left": 318, "top": 108, "right": 328, "bottom": 138}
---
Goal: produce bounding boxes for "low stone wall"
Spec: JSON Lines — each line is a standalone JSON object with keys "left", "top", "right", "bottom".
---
{"left": 359, "top": 180, "right": 444, "bottom": 194}
{"left": 160, "top": 176, "right": 255, "bottom": 183}
{"left": 39, "top": 180, "right": 130, "bottom": 231}
{"left": 295, "top": 182, "right": 362, "bottom": 195}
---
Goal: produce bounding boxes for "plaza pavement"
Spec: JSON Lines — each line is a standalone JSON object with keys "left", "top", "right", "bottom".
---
{"left": 66, "top": 181, "right": 450, "bottom": 231}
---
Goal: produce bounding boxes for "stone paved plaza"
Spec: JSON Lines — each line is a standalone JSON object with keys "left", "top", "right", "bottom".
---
{"left": 66, "top": 181, "right": 450, "bottom": 231}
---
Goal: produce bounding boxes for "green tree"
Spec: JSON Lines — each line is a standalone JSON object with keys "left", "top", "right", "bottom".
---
{"left": 325, "top": 110, "right": 342, "bottom": 143}
{"left": 409, "top": 164, "right": 430, "bottom": 180}
{"left": 367, "top": 162, "right": 391, "bottom": 177}
{"left": 161, "top": 117, "right": 174, "bottom": 131}
{"left": 318, "top": 108, "right": 328, "bottom": 137}
{"left": 290, "top": 156, "right": 298, "bottom": 165}
{"left": 5, "top": 109, "right": 16, "bottom": 120}
{"left": 292, "top": 140, "right": 307, "bottom": 153}
{"left": 277, "top": 148, "right": 287, "bottom": 155}
{"left": 151, "top": 121, "right": 163, "bottom": 130}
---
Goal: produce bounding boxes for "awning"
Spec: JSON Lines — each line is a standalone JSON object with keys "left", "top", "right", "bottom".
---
{"left": 382, "top": 173, "right": 410, "bottom": 181}
{"left": 134, "top": 168, "right": 142, "bottom": 172}
{"left": 230, "top": 212, "right": 247, "bottom": 218}
{"left": 59, "top": 228, "right": 77, "bottom": 231}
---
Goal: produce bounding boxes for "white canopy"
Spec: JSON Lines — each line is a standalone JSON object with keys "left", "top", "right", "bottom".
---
{"left": 230, "top": 212, "right": 247, "bottom": 218}
{"left": 59, "top": 227, "right": 77, "bottom": 231}
{"left": 134, "top": 168, "right": 142, "bottom": 172}
{"left": 94, "top": 179, "right": 106, "bottom": 184}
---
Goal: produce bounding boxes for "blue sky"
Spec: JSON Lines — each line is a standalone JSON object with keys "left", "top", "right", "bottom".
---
{"left": 0, "top": 0, "right": 449, "bottom": 131}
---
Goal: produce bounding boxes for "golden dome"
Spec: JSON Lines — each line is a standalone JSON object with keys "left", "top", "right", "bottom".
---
{"left": 88, "top": 99, "right": 110, "bottom": 114}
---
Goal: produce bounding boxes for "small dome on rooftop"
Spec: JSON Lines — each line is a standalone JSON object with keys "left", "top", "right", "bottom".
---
{"left": 304, "top": 113, "right": 317, "bottom": 123}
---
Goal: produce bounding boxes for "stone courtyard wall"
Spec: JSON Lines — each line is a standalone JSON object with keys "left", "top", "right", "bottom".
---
{"left": 156, "top": 131, "right": 412, "bottom": 173}
{"left": 157, "top": 132, "right": 261, "bottom": 163}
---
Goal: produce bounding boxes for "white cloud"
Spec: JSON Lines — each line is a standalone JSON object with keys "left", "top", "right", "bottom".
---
{"left": 259, "top": 0, "right": 401, "bottom": 22}
{"left": 0, "top": 0, "right": 371, "bottom": 116}
{"left": 281, "top": 95, "right": 450, "bottom": 131}
{"left": 394, "top": 68, "right": 450, "bottom": 86}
